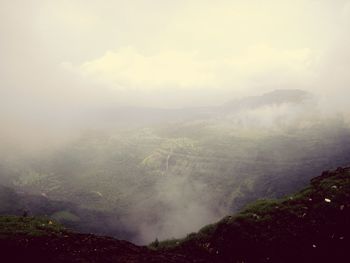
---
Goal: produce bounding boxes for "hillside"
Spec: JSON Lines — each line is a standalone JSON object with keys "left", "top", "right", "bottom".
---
{"left": 154, "top": 167, "right": 350, "bottom": 262}
{"left": 0, "top": 216, "right": 195, "bottom": 263}
{"left": 1, "top": 167, "right": 349, "bottom": 262}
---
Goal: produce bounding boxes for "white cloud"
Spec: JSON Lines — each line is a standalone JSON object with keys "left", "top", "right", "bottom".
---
{"left": 1, "top": 0, "right": 350, "bottom": 107}
{"left": 76, "top": 45, "right": 316, "bottom": 93}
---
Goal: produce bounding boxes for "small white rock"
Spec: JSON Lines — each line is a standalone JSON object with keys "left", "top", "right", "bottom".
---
{"left": 324, "top": 198, "right": 331, "bottom": 203}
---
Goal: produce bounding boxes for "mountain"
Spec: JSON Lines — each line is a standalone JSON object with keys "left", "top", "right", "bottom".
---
{"left": 222, "top": 89, "right": 310, "bottom": 112}
{"left": 88, "top": 89, "right": 311, "bottom": 125}
{"left": 1, "top": 167, "right": 349, "bottom": 262}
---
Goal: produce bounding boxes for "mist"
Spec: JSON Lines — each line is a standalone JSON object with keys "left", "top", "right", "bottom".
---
{"left": 1, "top": 0, "right": 350, "bottom": 245}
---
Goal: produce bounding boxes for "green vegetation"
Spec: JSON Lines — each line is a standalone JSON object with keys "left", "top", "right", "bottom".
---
{"left": 0, "top": 216, "right": 66, "bottom": 237}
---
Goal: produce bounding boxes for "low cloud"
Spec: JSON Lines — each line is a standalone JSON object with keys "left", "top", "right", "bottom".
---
{"left": 76, "top": 45, "right": 316, "bottom": 93}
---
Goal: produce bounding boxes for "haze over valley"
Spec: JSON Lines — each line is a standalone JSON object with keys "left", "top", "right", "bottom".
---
{"left": 1, "top": 89, "right": 350, "bottom": 244}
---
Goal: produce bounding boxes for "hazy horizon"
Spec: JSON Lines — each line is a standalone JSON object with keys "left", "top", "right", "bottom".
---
{"left": 1, "top": 0, "right": 350, "bottom": 148}
{"left": 1, "top": 0, "right": 350, "bottom": 107}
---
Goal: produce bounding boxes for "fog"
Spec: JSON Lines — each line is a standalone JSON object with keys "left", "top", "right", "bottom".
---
{"left": 1, "top": 1, "right": 350, "bottom": 244}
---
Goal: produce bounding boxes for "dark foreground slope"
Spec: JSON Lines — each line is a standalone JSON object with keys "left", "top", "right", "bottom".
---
{"left": 1, "top": 167, "right": 350, "bottom": 263}
{"left": 156, "top": 167, "right": 350, "bottom": 263}
{"left": 0, "top": 216, "right": 197, "bottom": 263}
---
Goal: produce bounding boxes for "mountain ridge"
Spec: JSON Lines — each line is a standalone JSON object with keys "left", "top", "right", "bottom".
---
{"left": 89, "top": 89, "right": 311, "bottom": 125}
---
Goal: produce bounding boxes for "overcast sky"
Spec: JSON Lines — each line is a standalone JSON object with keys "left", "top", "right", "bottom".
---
{"left": 1, "top": 0, "right": 350, "bottom": 109}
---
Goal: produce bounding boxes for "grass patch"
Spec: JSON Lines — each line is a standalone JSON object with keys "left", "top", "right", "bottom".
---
{"left": 0, "top": 215, "right": 67, "bottom": 238}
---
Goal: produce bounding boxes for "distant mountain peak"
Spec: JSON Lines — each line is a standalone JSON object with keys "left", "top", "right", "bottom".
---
{"left": 223, "top": 89, "right": 311, "bottom": 111}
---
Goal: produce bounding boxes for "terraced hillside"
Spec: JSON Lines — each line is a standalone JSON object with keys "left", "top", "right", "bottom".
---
{"left": 1, "top": 90, "right": 350, "bottom": 243}
{"left": 1, "top": 119, "right": 350, "bottom": 244}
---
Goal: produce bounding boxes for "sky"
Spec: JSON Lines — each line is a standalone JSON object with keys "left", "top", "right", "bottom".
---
{"left": 1, "top": 0, "right": 350, "bottom": 110}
